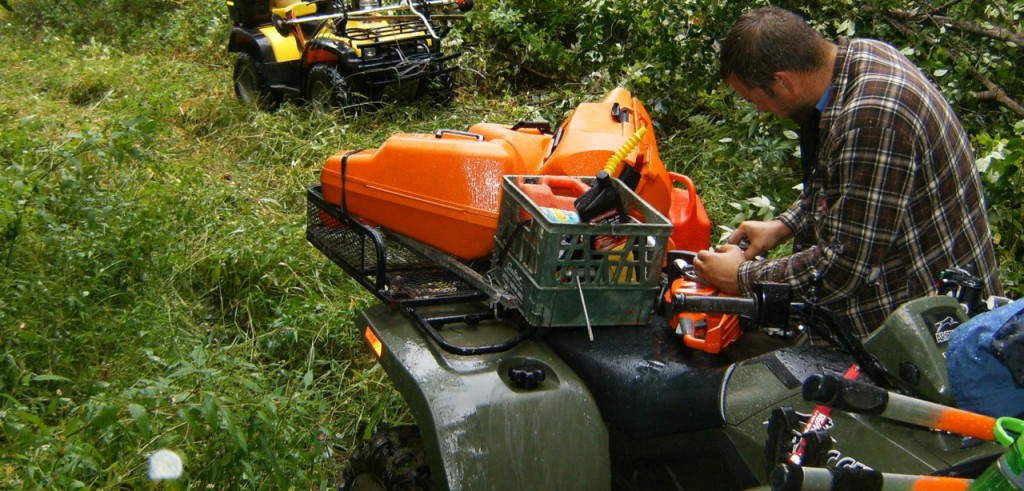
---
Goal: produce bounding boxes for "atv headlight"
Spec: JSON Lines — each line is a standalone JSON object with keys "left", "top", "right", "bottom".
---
{"left": 363, "top": 47, "right": 377, "bottom": 59}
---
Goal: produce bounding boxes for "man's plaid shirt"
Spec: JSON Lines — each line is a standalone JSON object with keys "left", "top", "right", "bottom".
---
{"left": 737, "top": 37, "right": 1003, "bottom": 338}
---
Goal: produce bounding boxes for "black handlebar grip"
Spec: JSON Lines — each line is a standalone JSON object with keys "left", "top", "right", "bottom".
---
{"left": 771, "top": 463, "right": 885, "bottom": 491}
{"left": 671, "top": 294, "right": 757, "bottom": 317}
{"left": 802, "top": 373, "right": 888, "bottom": 416}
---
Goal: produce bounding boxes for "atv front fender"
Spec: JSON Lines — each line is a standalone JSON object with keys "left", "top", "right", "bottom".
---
{"left": 227, "top": 26, "right": 275, "bottom": 60}
{"left": 227, "top": 26, "right": 302, "bottom": 94}
{"left": 358, "top": 302, "right": 611, "bottom": 491}
{"left": 302, "top": 37, "right": 353, "bottom": 66}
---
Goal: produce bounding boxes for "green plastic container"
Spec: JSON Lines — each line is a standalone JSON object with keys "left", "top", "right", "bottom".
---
{"left": 968, "top": 418, "right": 1024, "bottom": 491}
{"left": 491, "top": 175, "right": 671, "bottom": 328}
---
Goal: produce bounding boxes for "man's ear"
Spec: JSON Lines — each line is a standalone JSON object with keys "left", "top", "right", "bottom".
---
{"left": 772, "top": 72, "right": 798, "bottom": 96}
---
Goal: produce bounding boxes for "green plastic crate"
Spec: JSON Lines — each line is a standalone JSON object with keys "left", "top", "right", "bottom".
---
{"left": 492, "top": 175, "right": 671, "bottom": 327}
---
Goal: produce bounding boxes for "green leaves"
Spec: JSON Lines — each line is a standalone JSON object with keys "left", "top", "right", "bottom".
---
{"left": 974, "top": 127, "right": 1024, "bottom": 294}
{"left": 126, "top": 403, "right": 152, "bottom": 439}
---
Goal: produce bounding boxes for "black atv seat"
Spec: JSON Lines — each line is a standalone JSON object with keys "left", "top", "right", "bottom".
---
{"left": 544, "top": 318, "right": 797, "bottom": 439}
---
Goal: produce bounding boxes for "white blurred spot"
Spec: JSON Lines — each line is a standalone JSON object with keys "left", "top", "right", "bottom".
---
{"left": 148, "top": 449, "right": 183, "bottom": 481}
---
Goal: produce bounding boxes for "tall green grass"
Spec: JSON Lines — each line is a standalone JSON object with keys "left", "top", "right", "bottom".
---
{"left": 0, "top": 3, "right": 452, "bottom": 487}
{"left": 0, "top": 1, "right": 577, "bottom": 486}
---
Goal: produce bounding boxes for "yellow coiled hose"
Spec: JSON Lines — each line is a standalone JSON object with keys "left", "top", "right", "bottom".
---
{"left": 602, "top": 126, "right": 647, "bottom": 176}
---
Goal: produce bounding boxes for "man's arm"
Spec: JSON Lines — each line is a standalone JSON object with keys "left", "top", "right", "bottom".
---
{"left": 737, "top": 126, "right": 917, "bottom": 302}
{"left": 693, "top": 185, "right": 806, "bottom": 293}
{"left": 728, "top": 219, "right": 794, "bottom": 259}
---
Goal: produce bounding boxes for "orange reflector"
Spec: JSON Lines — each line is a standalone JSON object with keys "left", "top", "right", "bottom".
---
{"left": 364, "top": 327, "right": 383, "bottom": 357}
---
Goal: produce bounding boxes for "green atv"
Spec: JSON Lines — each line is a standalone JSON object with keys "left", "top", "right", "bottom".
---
{"left": 225, "top": 0, "right": 472, "bottom": 110}
{"left": 305, "top": 187, "right": 1007, "bottom": 490}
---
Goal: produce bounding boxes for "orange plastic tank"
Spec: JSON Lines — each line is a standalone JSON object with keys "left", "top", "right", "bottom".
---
{"left": 468, "top": 122, "right": 554, "bottom": 172}
{"left": 517, "top": 175, "right": 590, "bottom": 210}
{"left": 320, "top": 131, "right": 532, "bottom": 260}
{"left": 666, "top": 173, "right": 712, "bottom": 252}
{"left": 318, "top": 88, "right": 713, "bottom": 261}
{"left": 540, "top": 87, "right": 674, "bottom": 217}
{"left": 515, "top": 175, "right": 591, "bottom": 221}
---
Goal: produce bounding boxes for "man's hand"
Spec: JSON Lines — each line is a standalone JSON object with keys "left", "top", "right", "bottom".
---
{"left": 728, "top": 219, "right": 793, "bottom": 260}
{"left": 693, "top": 244, "right": 746, "bottom": 295}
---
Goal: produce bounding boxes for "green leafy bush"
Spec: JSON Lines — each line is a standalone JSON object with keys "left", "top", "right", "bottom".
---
{"left": 461, "top": 0, "right": 1024, "bottom": 290}
{"left": 975, "top": 126, "right": 1024, "bottom": 295}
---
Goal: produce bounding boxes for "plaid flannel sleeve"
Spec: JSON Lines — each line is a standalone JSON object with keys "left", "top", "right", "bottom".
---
{"left": 738, "top": 125, "right": 917, "bottom": 310}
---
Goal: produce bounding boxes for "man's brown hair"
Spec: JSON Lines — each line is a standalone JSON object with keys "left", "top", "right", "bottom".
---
{"left": 719, "top": 7, "right": 830, "bottom": 94}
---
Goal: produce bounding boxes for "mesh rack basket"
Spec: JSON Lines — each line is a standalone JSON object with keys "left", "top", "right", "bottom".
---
{"left": 306, "top": 186, "right": 487, "bottom": 306}
{"left": 492, "top": 175, "right": 671, "bottom": 327}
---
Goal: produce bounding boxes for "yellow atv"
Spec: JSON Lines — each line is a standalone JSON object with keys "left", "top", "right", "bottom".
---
{"left": 225, "top": 0, "right": 472, "bottom": 110}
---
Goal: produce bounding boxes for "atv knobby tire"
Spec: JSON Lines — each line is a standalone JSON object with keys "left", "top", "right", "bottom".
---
{"left": 306, "top": 64, "right": 352, "bottom": 111}
{"left": 233, "top": 52, "right": 281, "bottom": 111}
{"left": 341, "top": 426, "right": 432, "bottom": 491}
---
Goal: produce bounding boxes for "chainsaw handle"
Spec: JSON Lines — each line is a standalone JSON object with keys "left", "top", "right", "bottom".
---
{"left": 671, "top": 282, "right": 793, "bottom": 329}
{"left": 672, "top": 283, "right": 897, "bottom": 389}
{"left": 672, "top": 294, "right": 758, "bottom": 317}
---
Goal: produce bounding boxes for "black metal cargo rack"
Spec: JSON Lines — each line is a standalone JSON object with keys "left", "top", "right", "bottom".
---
{"left": 306, "top": 185, "right": 535, "bottom": 355}
{"left": 306, "top": 185, "right": 489, "bottom": 306}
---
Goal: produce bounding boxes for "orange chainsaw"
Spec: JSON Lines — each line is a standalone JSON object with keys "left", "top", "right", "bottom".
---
{"left": 663, "top": 251, "right": 744, "bottom": 354}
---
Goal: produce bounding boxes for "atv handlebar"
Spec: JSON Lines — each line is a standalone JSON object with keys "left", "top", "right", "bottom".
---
{"left": 671, "top": 282, "right": 896, "bottom": 390}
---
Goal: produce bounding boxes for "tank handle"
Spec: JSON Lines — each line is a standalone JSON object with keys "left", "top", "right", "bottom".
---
{"left": 669, "top": 172, "right": 697, "bottom": 219}
{"left": 434, "top": 129, "right": 484, "bottom": 141}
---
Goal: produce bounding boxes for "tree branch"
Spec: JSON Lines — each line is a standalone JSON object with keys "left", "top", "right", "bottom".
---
{"left": 977, "top": 77, "right": 1024, "bottom": 117}
{"left": 889, "top": 8, "right": 1024, "bottom": 45}
{"left": 885, "top": 13, "right": 1024, "bottom": 117}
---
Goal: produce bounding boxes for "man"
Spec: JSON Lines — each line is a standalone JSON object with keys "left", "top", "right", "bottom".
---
{"left": 693, "top": 7, "right": 1002, "bottom": 338}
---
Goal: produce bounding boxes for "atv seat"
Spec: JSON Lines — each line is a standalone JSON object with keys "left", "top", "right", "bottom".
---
{"left": 545, "top": 320, "right": 732, "bottom": 439}
{"left": 272, "top": 0, "right": 317, "bottom": 17}
{"left": 544, "top": 319, "right": 806, "bottom": 439}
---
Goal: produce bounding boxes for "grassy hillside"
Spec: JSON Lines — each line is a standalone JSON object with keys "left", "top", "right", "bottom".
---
{"left": 1, "top": 0, "right": 1020, "bottom": 488}
{"left": 0, "top": 4, "right": 499, "bottom": 487}
{"left": 0, "top": 1, "right": 601, "bottom": 487}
